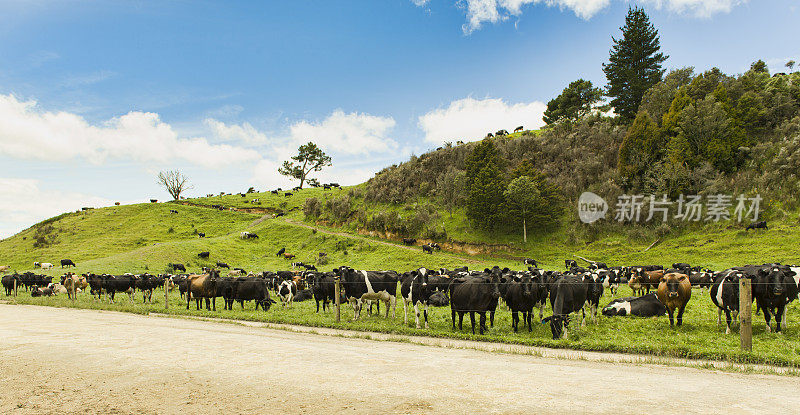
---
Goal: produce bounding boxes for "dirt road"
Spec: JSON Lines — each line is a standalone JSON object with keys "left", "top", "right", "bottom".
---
{"left": 1, "top": 305, "right": 797, "bottom": 414}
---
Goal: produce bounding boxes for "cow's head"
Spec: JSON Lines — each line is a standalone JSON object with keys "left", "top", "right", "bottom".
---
{"left": 542, "top": 314, "right": 569, "bottom": 340}
{"left": 661, "top": 273, "right": 687, "bottom": 298}
{"left": 757, "top": 267, "right": 785, "bottom": 297}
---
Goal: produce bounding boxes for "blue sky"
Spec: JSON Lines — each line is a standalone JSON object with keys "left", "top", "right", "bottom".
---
{"left": 0, "top": 0, "right": 798, "bottom": 237}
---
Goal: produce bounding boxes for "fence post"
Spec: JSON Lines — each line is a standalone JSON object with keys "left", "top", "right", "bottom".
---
{"left": 739, "top": 278, "right": 752, "bottom": 352}
{"left": 334, "top": 276, "right": 341, "bottom": 323}
{"left": 13, "top": 278, "right": 17, "bottom": 297}
{"left": 164, "top": 279, "right": 169, "bottom": 310}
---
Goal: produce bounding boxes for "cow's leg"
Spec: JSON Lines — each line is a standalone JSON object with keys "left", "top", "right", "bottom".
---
{"left": 390, "top": 296, "right": 396, "bottom": 318}
{"left": 782, "top": 306, "right": 788, "bottom": 330}
{"left": 538, "top": 304, "right": 544, "bottom": 322}
{"left": 677, "top": 304, "right": 686, "bottom": 326}
{"left": 667, "top": 308, "right": 675, "bottom": 326}
{"left": 581, "top": 308, "right": 586, "bottom": 327}
{"left": 775, "top": 305, "right": 784, "bottom": 333}
{"left": 423, "top": 303, "right": 429, "bottom": 329}
{"left": 413, "top": 302, "right": 420, "bottom": 329}
{"left": 451, "top": 308, "right": 456, "bottom": 330}
{"left": 724, "top": 310, "right": 732, "bottom": 334}
{"left": 717, "top": 308, "right": 722, "bottom": 325}
{"left": 511, "top": 311, "right": 518, "bottom": 332}
{"left": 489, "top": 309, "right": 495, "bottom": 328}
{"left": 469, "top": 311, "right": 475, "bottom": 334}
{"left": 764, "top": 305, "right": 772, "bottom": 333}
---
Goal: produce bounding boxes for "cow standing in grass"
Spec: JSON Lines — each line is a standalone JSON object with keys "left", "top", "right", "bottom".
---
{"left": 186, "top": 270, "right": 219, "bottom": 311}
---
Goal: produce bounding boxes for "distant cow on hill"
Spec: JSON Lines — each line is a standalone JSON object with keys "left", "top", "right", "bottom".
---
{"left": 60, "top": 259, "right": 76, "bottom": 268}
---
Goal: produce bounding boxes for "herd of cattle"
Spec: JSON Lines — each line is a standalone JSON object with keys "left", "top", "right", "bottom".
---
{"left": 3, "top": 259, "right": 798, "bottom": 340}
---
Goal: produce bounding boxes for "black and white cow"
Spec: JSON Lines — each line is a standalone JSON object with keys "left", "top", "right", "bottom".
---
{"left": 522, "top": 258, "right": 538, "bottom": 267}
{"left": 601, "top": 293, "right": 667, "bottom": 317}
{"left": 564, "top": 260, "right": 578, "bottom": 270}
{"left": 278, "top": 279, "right": 297, "bottom": 307}
{"left": 750, "top": 265, "right": 797, "bottom": 333}
{"left": 584, "top": 272, "right": 605, "bottom": 323}
{"left": 338, "top": 267, "right": 398, "bottom": 320}
{"left": 710, "top": 270, "right": 746, "bottom": 334}
{"left": 400, "top": 268, "right": 432, "bottom": 329}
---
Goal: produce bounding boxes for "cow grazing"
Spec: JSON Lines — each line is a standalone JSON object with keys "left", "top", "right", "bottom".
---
{"left": 656, "top": 273, "right": 692, "bottom": 326}
{"left": 198, "top": 251, "right": 210, "bottom": 259}
{"left": 235, "top": 279, "right": 274, "bottom": 310}
{"left": 542, "top": 274, "right": 589, "bottom": 339}
{"left": 240, "top": 231, "right": 259, "bottom": 239}
{"left": 402, "top": 238, "right": 417, "bottom": 245}
{"left": 284, "top": 192, "right": 293, "bottom": 197}
{"left": 39, "top": 262, "right": 54, "bottom": 270}
{"left": 338, "top": 267, "right": 398, "bottom": 320}
{"left": 186, "top": 270, "right": 219, "bottom": 311}
{"left": 422, "top": 244, "right": 433, "bottom": 254}
{"left": 0, "top": 265, "right": 9, "bottom": 274}
{"left": 278, "top": 279, "right": 297, "bottom": 307}
{"left": 746, "top": 221, "right": 768, "bottom": 231}
{"left": 150, "top": 199, "right": 158, "bottom": 203}
{"left": 276, "top": 247, "right": 286, "bottom": 257}
{"left": 216, "top": 262, "right": 230, "bottom": 269}
{"left": 522, "top": 258, "right": 538, "bottom": 267}
{"left": 448, "top": 272, "right": 501, "bottom": 335}
{"left": 282, "top": 253, "right": 296, "bottom": 260}
{"left": 495, "top": 129, "right": 508, "bottom": 136}
{"left": 401, "top": 268, "right": 432, "bottom": 329}
{"left": 513, "top": 126, "right": 523, "bottom": 133}
{"left": 170, "top": 263, "right": 186, "bottom": 272}
{"left": 602, "top": 294, "right": 667, "bottom": 317}
{"left": 170, "top": 210, "right": 179, "bottom": 214}
{"left": 198, "top": 232, "right": 206, "bottom": 238}
{"left": 60, "top": 259, "right": 76, "bottom": 268}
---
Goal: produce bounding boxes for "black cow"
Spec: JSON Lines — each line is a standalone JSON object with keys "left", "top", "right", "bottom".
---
{"left": 688, "top": 270, "right": 714, "bottom": 289}
{"left": 284, "top": 192, "right": 293, "bottom": 197}
{"left": 293, "top": 289, "right": 313, "bottom": 302}
{"left": 337, "top": 267, "right": 398, "bottom": 320}
{"left": 564, "top": 260, "right": 578, "bottom": 270}
{"left": 170, "top": 263, "right": 186, "bottom": 272}
{"left": 522, "top": 258, "right": 538, "bottom": 267}
{"left": 103, "top": 275, "right": 136, "bottom": 303}
{"left": 401, "top": 268, "right": 433, "bottom": 329}
{"left": 672, "top": 263, "right": 691, "bottom": 270}
{"left": 602, "top": 294, "right": 667, "bottom": 317}
{"left": 276, "top": 247, "right": 286, "bottom": 257}
{"left": 2, "top": 274, "right": 20, "bottom": 295}
{"left": 234, "top": 279, "right": 274, "bottom": 310}
{"left": 402, "top": 238, "right": 417, "bottom": 245}
{"left": 542, "top": 274, "right": 588, "bottom": 339}
{"left": 216, "top": 262, "right": 230, "bottom": 269}
{"left": 309, "top": 272, "right": 337, "bottom": 312}
{"left": 215, "top": 277, "right": 238, "bottom": 310}
{"left": 751, "top": 266, "right": 797, "bottom": 333}
{"left": 60, "top": 259, "right": 76, "bottom": 268}
{"left": 502, "top": 272, "right": 542, "bottom": 332}
{"left": 134, "top": 273, "right": 159, "bottom": 303}
{"left": 428, "top": 291, "right": 449, "bottom": 306}
{"left": 198, "top": 232, "right": 205, "bottom": 238}
{"left": 170, "top": 210, "right": 179, "bottom": 214}
{"left": 198, "top": 251, "right": 210, "bottom": 259}
{"left": 448, "top": 272, "right": 501, "bottom": 335}
{"left": 746, "top": 221, "right": 768, "bottom": 231}
{"left": 422, "top": 244, "right": 433, "bottom": 254}
{"left": 514, "top": 126, "right": 523, "bottom": 133}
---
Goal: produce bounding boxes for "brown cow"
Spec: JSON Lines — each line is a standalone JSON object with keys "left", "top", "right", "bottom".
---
{"left": 644, "top": 269, "right": 664, "bottom": 293}
{"left": 186, "top": 270, "right": 220, "bottom": 311}
{"left": 628, "top": 268, "right": 647, "bottom": 296}
{"left": 0, "top": 265, "right": 10, "bottom": 274}
{"left": 656, "top": 273, "right": 692, "bottom": 326}
{"left": 283, "top": 253, "right": 296, "bottom": 260}
{"left": 62, "top": 273, "right": 88, "bottom": 300}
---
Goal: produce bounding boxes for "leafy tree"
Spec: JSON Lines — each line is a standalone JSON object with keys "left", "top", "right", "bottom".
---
{"left": 787, "top": 60, "right": 796, "bottom": 72}
{"left": 675, "top": 96, "right": 746, "bottom": 172}
{"left": 603, "top": 6, "right": 668, "bottom": 120}
{"left": 157, "top": 170, "right": 193, "bottom": 200}
{"left": 542, "top": 79, "right": 603, "bottom": 125}
{"left": 618, "top": 112, "right": 665, "bottom": 189}
{"left": 750, "top": 59, "right": 769, "bottom": 74}
{"left": 278, "top": 142, "right": 332, "bottom": 188}
{"left": 464, "top": 139, "right": 505, "bottom": 229}
{"left": 437, "top": 167, "right": 467, "bottom": 216}
{"left": 639, "top": 67, "right": 695, "bottom": 123}
{"left": 504, "top": 176, "right": 539, "bottom": 242}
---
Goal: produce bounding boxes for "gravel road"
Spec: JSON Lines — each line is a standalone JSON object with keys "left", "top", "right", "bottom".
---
{"left": 1, "top": 304, "right": 797, "bottom": 414}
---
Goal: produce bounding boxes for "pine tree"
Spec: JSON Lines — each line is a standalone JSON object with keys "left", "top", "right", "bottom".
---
{"left": 464, "top": 139, "right": 505, "bottom": 229}
{"left": 603, "top": 7, "right": 668, "bottom": 121}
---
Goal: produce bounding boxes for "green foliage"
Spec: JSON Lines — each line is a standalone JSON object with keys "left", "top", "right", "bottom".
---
{"left": 618, "top": 112, "right": 665, "bottom": 189}
{"left": 33, "top": 224, "right": 58, "bottom": 248}
{"left": 324, "top": 195, "right": 352, "bottom": 223}
{"left": 750, "top": 59, "right": 769, "bottom": 74}
{"left": 675, "top": 95, "right": 748, "bottom": 172}
{"left": 639, "top": 67, "right": 695, "bottom": 123}
{"left": 603, "top": 6, "right": 668, "bottom": 120}
{"left": 465, "top": 139, "right": 506, "bottom": 229}
{"left": 278, "top": 142, "right": 332, "bottom": 188}
{"left": 303, "top": 197, "right": 322, "bottom": 218}
{"left": 542, "top": 79, "right": 603, "bottom": 125}
{"left": 437, "top": 166, "right": 466, "bottom": 215}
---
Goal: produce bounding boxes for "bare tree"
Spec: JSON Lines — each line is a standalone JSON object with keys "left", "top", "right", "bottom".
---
{"left": 157, "top": 170, "right": 193, "bottom": 200}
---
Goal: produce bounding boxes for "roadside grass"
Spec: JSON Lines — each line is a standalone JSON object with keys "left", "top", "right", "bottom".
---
{"left": 8, "top": 281, "right": 800, "bottom": 368}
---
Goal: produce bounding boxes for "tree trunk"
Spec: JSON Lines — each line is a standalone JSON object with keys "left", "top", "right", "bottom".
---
{"left": 523, "top": 217, "right": 527, "bottom": 243}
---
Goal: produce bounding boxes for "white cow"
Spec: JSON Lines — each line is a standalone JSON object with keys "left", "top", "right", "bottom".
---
{"left": 40, "top": 262, "right": 54, "bottom": 270}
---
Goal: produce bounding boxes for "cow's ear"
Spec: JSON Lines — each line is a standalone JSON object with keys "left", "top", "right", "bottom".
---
{"left": 678, "top": 275, "right": 688, "bottom": 282}
{"left": 786, "top": 270, "right": 797, "bottom": 278}
{"left": 757, "top": 268, "right": 769, "bottom": 278}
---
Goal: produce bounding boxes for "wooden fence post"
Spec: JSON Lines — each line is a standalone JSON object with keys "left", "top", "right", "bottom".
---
{"left": 164, "top": 279, "right": 169, "bottom": 310}
{"left": 13, "top": 278, "right": 17, "bottom": 297}
{"left": 334, "top": 276, "right": 341, "bottom": 323}
{"left": 739, "top": 278, "right": 752, "bottom": 352}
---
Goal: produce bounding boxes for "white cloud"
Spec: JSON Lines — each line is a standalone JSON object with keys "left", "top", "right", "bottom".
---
{"left": 455, "top": 0, "right": 744, "bottom": 33}
{"left": 204, "top": 118, "right": 268, "bottom": 144}
{"left": 288, "top": 110, "right": 397, "bottom": 155}
{"left": 411, "top": 0, "right": 430, "bottom": 5}
{"left": 640, "top": 0, "right": 745, "bottom": 18}
{"left": 418, "top": 97, "right": 546, "bottom": 144}
{"left": 0, "top": 178, "right": 120, "bottom": 239}
{"left": 0, "top": 94, "right": 261, "bottom": 168}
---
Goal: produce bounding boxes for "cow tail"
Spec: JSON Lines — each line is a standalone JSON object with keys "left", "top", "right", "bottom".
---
{"left": 553, "top": 282, "right": 565, "bottom": 317}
